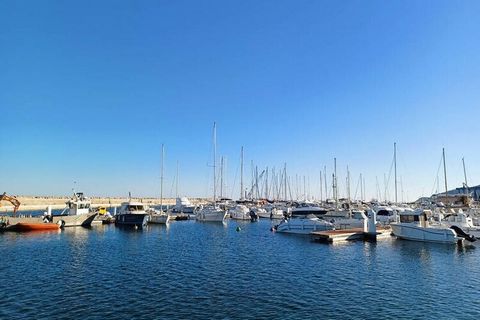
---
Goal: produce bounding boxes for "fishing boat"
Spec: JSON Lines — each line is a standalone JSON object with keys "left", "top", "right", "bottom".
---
{"left": 196, "top": 122, "right": 228, "bottom": 223}
{"left": 5, "top": 192, "right": 97, "bottom": 228}
{"left": 115, "top": 200, "right": 150, "bottom": 228}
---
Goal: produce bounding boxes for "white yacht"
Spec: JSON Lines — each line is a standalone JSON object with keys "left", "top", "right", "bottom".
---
{"left": 196, "top": 205, "right": 228, "bottom": 222}
{"left": 391, "top": 209, "right": 464, "bottom": 244}
{"left": 323, "top": 210, "right": 368, "bottom": 229}
{"left": 229, "top": 204, "right": 251, "bottom": 220}
{"left": 115, "top": 201, "right": 150, "bottom": 228}
{"left": 171, "top": 197, "right": 196, "bottom": 215}
{"left": 149, "top": 209, "right": 170, "bottom": 224}
{"left": 274, "top": 214, "right": 334, "bottom": 234}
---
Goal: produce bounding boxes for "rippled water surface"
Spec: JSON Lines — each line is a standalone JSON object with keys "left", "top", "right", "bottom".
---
{"left": 1, "top": 219, "right": 480, "bottom": 319}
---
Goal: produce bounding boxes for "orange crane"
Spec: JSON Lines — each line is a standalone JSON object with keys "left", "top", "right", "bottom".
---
{"left": 0, "top": 192, "right": 21, "bottom": 215}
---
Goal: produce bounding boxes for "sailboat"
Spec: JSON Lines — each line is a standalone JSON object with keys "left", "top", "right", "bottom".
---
{"left": 150, "top": 144, "right": 171, "bottom": 224}
{"left": 196, "top": 122, "right": 228, "bottom": 222}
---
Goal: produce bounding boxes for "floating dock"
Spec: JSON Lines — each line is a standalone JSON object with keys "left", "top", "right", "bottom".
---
{"left": 311, "top": 227, "right": 391, "bottom": 243}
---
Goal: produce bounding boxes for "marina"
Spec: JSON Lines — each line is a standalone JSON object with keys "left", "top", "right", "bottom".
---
{"left": 2, "top": 0, "right": 480, "bottom": 318}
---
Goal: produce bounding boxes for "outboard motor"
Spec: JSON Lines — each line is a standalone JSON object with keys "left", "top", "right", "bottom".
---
{"left": 249, "top": 210, "right": 258, "bottom": 222}
{"left": 450, "top": 225, "right": 476, "bottom": 243}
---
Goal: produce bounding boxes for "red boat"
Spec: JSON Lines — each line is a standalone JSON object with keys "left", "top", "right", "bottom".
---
{"left": 7, "top": 223, "right": 60, "bottom": 232}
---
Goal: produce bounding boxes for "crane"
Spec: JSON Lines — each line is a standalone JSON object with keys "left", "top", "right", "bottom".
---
{"left": 0, "top": 192, "right": 21, "bottom": 215}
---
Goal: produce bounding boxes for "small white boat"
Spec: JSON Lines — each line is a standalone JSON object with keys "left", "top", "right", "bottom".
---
{"left": 274, "top": 214, "right": 334, "bottom": 234}
{"left": 230, "top": 205, "right": 251, "bottom": 220}
{"left": 196, "top": 206, "right": 228, "bottom": 222}
{"left": 149, "top": 210, "right": 170, "bottom": 224}
{"left": 391, "top": 209, "right": 463, "bottom": 244}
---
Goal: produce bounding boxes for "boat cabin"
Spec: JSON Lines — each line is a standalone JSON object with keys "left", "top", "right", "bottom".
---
{"left": 398, "top": 210, "right": 430, "bottom": 228}
{"left": 63, "top": 192, "right": 91, "bottom": 216}
{"left": 118, "top": 202, "right": 148, "bottom": 214}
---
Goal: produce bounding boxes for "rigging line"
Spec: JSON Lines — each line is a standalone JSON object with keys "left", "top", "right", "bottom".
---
{"left": 431, "top": 153, "right": 444, "bottom": 195}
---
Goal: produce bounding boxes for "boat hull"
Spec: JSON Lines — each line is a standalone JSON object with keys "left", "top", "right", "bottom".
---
{"left": 115, "top": 214, "right": 149, "bottom": 228}
{"left": 391, "top": 224, "right": 461, "bottom": 244}
{"left": 196, "top": 210, "right": 228, "bottom": 222}
{"left": 3, "top": 213, "right": 97, "bottom": 228}
{"left": 5, "top": 222, "right": 60, "bottom": 232}
{"left": 276, "top": 218, "right": 334, "bottom": 234}
{"left": 149, "top": 214, "right": 170, "bottom": 224}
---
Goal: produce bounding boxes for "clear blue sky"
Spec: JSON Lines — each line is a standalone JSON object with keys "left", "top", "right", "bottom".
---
{"left": 1, "top": 0, "right": 479, "bottom": 201}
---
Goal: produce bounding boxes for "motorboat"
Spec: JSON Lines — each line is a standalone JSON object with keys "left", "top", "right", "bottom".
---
{"left": 274, "top": 214, "right": 335, "bottom": 234}
{"left": 391, "top": 209, "right": 467, "bottom": 244}
{"left": 196, "top": 205, "right": 228, "bottom": 222}
{"left": 115, "top": 201, "right": 150, "bottom": 228}
{"left": 323, "top": 210, "right": 368, "bottom": 229}
{"left": 291, "top": 206, "right": 329, "bottom": 218}
{"left": 170, "top": 197, "right": 196, "bottom": 215}
{"left": 230, "top": 205, "right": 251, "bottom": 220}
{"left": 149, "top": 209, "right": 170, "bottom": 224}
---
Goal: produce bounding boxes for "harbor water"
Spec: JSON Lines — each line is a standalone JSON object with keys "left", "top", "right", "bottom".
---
{"left": 1, "top": 219, "right": 480, "bottom": 319}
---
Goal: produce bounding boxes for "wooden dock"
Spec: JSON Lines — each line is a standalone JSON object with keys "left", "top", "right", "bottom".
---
{"left": 311, "top": 227, "right": 391, "bottom": 243}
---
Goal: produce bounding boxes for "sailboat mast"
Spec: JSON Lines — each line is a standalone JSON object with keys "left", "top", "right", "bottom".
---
{"left": 319, "top": 170, "right": 323, "bottom": 203}
{"left": 175, "top": 160, "right": 179, "bottom": 199}
{"left": 160, "top": 144, "right": 164, "bottom": 211}
{"left": 334, "top": 158, "right": 338, "bottom": 209}
{"left": 213, "top": 122, "right": 217, "bottom": 204}
{"left": 220, "top": 156, "right": 224, "bottom": 199}
{"left": 443, "top": 148, "right": 448, "bottom": 198}
{"left": 394, "top": 142, "right": 398, "bottom": 203}
{"left": 284, "top": 163, "right": 287, "bottom": 201}
{"left": 324, "top": 166, "right": 327, "bottom": 201}
{"left": 347, "top": 166, "right": 351, "bottom": 204}
{"left": 462, "top": 157, "right": 469, "bottom": 193}
{"left": 240, "top": 146, "right": 244, "bottom": 200}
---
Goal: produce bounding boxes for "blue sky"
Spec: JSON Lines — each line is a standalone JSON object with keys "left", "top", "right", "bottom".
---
{"left": 1, "top": 0, "right": 479, "bottom": 201}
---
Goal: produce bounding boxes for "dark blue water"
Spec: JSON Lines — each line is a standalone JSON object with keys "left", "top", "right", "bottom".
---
{"left": 1, "top": 219, "right": 480, "bottom": 319}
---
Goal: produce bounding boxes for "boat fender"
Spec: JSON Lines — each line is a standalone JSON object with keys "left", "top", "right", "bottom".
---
{"left": 57, "top": 220, "right": 65, "bottom": 228}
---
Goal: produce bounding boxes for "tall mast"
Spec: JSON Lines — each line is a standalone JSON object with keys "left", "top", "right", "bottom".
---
{"left": 324, "top": 166, "right": 327, "bottom": 201}
{"left": 334, "top": 158, "right": 338, "bottom": 209}
{"left": 319, "top": 170, "right": 323, "bottom": 203}
{"left": 284, "top": 163, "right": 287, "bottom": 201}
{"left": 442, "top": 148, "right": 448, "bottom": 198}
{"left": 347, "top": 166, "right": 351, "bottom": 203}
{"left": 360, "top": 173, "right": 363, "bottom": 201}
{"left": 394, "top": 142, "right": 398, "bottom": 203}
{"left": 220, "top": 156, "right": 224, "bottom": 199}
{"left": 160, "top": 144, "right": 164, "bottom": 211}
{"left": 213, "top": 122, "right": 217, "bottom": 204}
{"left": 240, "top": 146, "right": 244, "bottom": 200}
{"left": 265, "top": 166, "right": 269, "bottom": 199}
{"left": 175, "top": 160, "right": 179, "bottom": 199}
{"left": 303, "top": 176, "right": 306, "bottom": 201}
{"left": 462, "top": 157, "right": 469, "bottom": 194}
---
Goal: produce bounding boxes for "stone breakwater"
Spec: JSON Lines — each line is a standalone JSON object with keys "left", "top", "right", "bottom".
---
{"left": 0, "top": 196, "right": 206, "bottom": 212}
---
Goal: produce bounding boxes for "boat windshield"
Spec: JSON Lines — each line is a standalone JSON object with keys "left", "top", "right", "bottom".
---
{"left": 128, "top": 205, "right": 144, "bottom": 211}
{"left": 400, "top": 215, "right": 420, "bottom": 223}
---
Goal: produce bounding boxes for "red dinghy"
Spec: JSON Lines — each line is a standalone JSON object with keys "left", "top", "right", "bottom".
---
{"left": 7, "top": 223, "right": 60, "bottom": 232}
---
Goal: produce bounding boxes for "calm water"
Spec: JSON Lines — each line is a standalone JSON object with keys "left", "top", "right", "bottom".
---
{"left": 1, "top": 219, "right": 480, "bottom": 319}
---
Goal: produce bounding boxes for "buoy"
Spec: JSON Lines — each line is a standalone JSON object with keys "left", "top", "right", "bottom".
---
{"left": 236, "top": 226, "right": 241, "bottom": 232}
